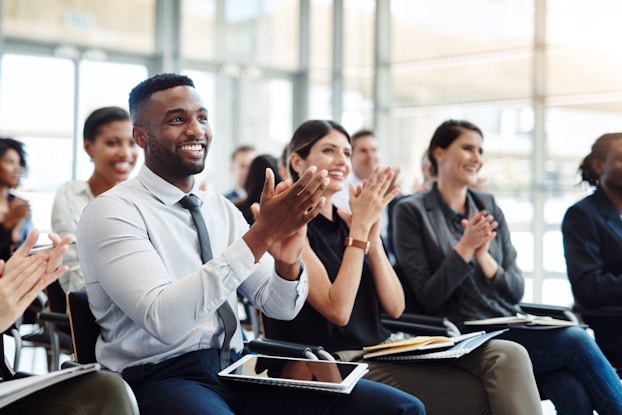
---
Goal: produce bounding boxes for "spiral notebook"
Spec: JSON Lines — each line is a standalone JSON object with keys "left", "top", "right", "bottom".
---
{"left": 365, "top": 329, "right": 507, "bottom": 361}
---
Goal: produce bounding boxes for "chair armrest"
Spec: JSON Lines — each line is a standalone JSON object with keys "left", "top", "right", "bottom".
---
{"left": 246, "top": 339, "right": 334, "bottom": 361}
{"left": 381, "top": 313, "right": 461, "bottom": 337}
{"left": 519, "top": 302, "right": 579, "bottom": 323}
{"left": 37, "top": 311, "right": 70, "bottom": 325}
{"left": 61, "top": 360, "right": 80, "bottom": 369}
{"left": 381, "top": 318, "right": 453, "bottom": 337}
{"left": 572, "top": 304, "right": 622, "bottom": 318}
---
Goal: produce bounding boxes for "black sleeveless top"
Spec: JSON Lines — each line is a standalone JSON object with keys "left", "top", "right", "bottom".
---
{"left": 264, "top": 206, "right": 390, "bottom": 352}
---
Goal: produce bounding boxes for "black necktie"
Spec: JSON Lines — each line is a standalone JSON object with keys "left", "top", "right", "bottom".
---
{"left": 180, "top": 194, "right": 237, "bottom": 370}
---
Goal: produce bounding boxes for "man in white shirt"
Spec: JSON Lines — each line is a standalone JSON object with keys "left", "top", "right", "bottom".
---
{"left": 332, "top": 129, "right": 379, "bottom": 209}
{"left": 77, "top": 73, "right": 423, "bottom": 415}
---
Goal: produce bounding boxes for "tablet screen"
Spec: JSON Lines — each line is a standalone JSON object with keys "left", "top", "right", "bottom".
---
{"left": 219, "top": 354, "right": 367, "bottom": 391}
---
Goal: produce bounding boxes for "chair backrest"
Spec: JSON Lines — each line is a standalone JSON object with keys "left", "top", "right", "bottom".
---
{"left": 66, "top": 291, "right": 99, "bottom": 364}
{"left": 44, "top": 279, "right": 72, "bottom": 336}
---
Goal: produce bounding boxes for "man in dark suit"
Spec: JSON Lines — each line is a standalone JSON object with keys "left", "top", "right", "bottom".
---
{"left": 562, "top": 132, "right": 622, "bottom": 369}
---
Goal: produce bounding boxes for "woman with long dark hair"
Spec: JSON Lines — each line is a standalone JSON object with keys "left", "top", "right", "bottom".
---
{"left": 265, "top": 119, "right": 543, "bottom": 415}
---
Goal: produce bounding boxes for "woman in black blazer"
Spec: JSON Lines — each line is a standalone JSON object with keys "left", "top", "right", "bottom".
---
{"left": 393, "top": 120, "right": 622, "bottom": 415}
{"left": 562, "top": 132, "right": 622, "bottom": 369}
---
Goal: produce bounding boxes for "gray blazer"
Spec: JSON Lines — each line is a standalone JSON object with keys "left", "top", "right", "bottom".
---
{"left": 392, "top": 185, "right": 523, "bottom": 321}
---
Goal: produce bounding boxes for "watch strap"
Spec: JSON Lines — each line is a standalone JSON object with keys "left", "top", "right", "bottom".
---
{"left": 344, "top": 237, "right": 370, "bottom": 255}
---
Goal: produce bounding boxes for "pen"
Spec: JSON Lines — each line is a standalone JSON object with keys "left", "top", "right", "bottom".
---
{"left": 29, "top": 241, "right": 76, "bottom": 255}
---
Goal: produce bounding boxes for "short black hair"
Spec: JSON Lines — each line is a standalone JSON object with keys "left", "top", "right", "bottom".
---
{"left": 0, "top": 137, "right": 27, "bottom": 174}
{"left": 578, "top": 133, "right": 622, "bottom": 187}
{"left": 83, "top": 106, "right": 130, "bottom": 142}
{"left": 128, "top": 73, "right": 195, "bottom": 122}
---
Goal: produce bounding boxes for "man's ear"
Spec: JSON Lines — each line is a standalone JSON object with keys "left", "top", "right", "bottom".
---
{"left": 133, "top": 126, "right": 147, "bottom": 149}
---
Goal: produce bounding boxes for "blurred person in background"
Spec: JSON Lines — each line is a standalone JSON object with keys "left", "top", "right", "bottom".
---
{"left": 332, "top": 129, "right": 380, "bottom": 210}
{"left": 278, "top": 145, "right": 289, "bottom": 181}
{"left": 234, "top": 154, "right": 282, "bottom": 225}
{"left": 51, "top": 106, "right": 138, "bottom": 292}
{"left": 223, "top": 144, "right": 256, "bottom": 202}
{"left": 0, "top": 138, "right": 32, "bottom": 261}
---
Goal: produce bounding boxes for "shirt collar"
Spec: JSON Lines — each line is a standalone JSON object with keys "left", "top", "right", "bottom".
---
{"left": 136, "top": 164, "right": 202, "bottom": 207}
{"left": 432, "top": 183, "right": 477, "bottom": 233}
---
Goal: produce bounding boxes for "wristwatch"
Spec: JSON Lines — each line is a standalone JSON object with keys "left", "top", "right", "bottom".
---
{"left": 344, "top": 237, "right": 370, "bottom": 255}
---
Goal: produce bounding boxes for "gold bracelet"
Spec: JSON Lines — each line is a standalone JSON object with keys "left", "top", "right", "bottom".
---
{"left": 344, "top": 237, "right": 370, "bottom": 255}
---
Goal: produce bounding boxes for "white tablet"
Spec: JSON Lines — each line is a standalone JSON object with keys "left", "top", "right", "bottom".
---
{"left": 218, "top": 354, "right": 368, "bottom": 394}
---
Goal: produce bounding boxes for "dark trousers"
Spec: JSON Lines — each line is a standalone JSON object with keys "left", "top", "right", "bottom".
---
{"left": 122, "top": 349, "right": 424, "bottom": 415}
{"left": 499, "top": 326, "right": 622, "bottom": 415}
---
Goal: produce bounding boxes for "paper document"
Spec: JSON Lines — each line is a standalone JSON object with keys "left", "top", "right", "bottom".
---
{"left": 464, "top": 313, "right": 578, "bottom": 328}
{"left": 363, "top": 330, "right": 489, "bottom": 360}
{"left": 0, "top": 363, "right": 100, "bottom": 408}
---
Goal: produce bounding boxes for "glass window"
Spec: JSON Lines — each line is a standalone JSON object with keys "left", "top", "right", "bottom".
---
{"left": 542, "top": 278, "right": 574, "bottom": 307}
{"left": 2, "top": 0, "right": 156, "bottom": 53}
{"left": 342, "top": 72, "right": 374, "bottom": 133}
{"left": 181, "top": 0, "right": 217, "bottom": 60}
{"left": 392, "top": 55, "right": 532, "bottom": 106}
{"left": 547, "top": 0, "right": 622, "bottom": 96}
{"left": 238, "top": 77, "right": 293, "bottom": 153}
{"left": 0, "top": 55, "right": 75, "bottom": 137}
{"left": 310, "top": 0, "right": 333, "bottom": 71}
{"left": 343, "top": 0, "right": 374, "bottom": 68}
{"left": 391, "top": 0, "right": 533, "bottom": 62}
{"left": 342, "top": 0, "right": 374, "bottom": 131}
{"left": 181, "top": 0, "right": 299, "bottom": 70}
{"left": 309, "top": 71, "right": 333, "bottom": 120}
{"left": 0, "top": 55, "right": 76, "bottom": 233}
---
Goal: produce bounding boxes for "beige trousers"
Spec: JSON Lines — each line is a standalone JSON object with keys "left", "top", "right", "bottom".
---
{"left": 351, "top": 339, "right": 543, "bottom": 415}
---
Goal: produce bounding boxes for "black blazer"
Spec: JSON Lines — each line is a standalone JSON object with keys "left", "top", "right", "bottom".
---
{"left": 562, "top": 186, "right": 622, "bottom": 307}
{"left": 392, "top": 185, "right": 523, "bottom": 321}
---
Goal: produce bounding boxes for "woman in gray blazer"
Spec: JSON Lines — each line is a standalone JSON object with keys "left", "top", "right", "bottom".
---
{"left": 393, "top": 120, "right": 622, "bottom": 415}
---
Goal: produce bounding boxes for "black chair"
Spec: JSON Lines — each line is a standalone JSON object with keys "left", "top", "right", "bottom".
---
{"left": 38, "top": 290, "right": 98, "bottom": 366}
{"left": 36, "top": 280, "right": 74, "bottom": 370}
{"left": 380, "top": 313, "right": 461, "bottom": 337}
{"left": 4, "top": 290, "right": 72, "bottom": 372}
{"left": 519, "top": 302, "right": 579, "bottom": 324}
{"left": 65, "top": 291, "right": 99, "bottom": 364}
{"left": 258, "top": 308, "right": 460, "bottom": 361}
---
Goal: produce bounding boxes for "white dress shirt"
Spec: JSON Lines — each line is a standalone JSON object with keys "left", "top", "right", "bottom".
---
{"left": 332, "top": 173, "right": 389, "bottom": 235}
{"left": 332, "top": 174, "right": 363, "bottom": 213}
{"left": 77, "top": 165, "right": 308, "bottom": 372}
{"left": 51, "top": 181, "right": 94, "bottom": 292}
